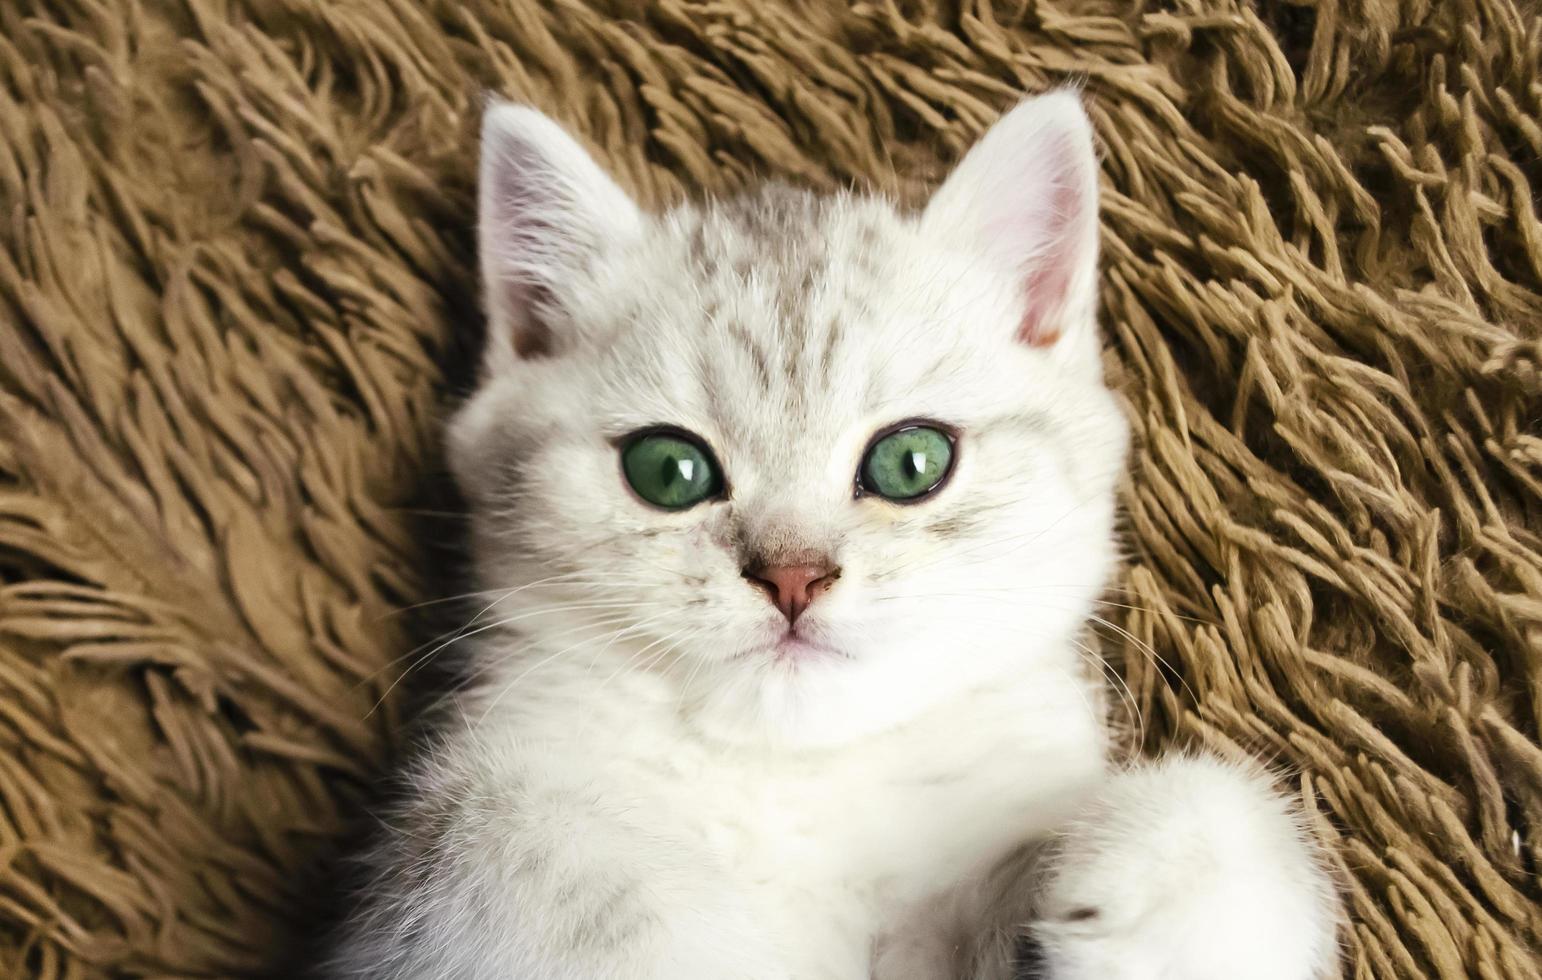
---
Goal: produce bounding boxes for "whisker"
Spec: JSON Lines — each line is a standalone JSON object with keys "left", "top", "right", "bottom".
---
{"left": 596, "top": 626, "right": 693, "bottom": 693}
{"left": 1087, "top": 613, "right": 1199, "bottom": 706}
{"left": 465, "top": 611, "right": 682, "bottom": 727}
{"left": 862, "top": 587, "right": 1201, "bottom": 705}
{"left": 374, "top": 570, "right": 652, "bottom": 621}
{"left": 363, "top": 599, "right": 663, "bottom": 717}
{"left": 1073, "top": 637, "right": 1146, "bottom": 755}
{"left": 427, "top": 610, "right": 672, "bottom": 717}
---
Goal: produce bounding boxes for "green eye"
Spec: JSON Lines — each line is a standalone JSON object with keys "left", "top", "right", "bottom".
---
{"left": 621, "top": 430, "right": 723, "bottom": 510}
{"left": 860, "top": 424, "right": 955, "bottom": 502}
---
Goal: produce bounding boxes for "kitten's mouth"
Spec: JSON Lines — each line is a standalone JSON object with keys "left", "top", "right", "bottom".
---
{"left": 771, "top": 631, "right": 841, "bottom": 662}
{"left": 723, "top": 624, "right": 847, "bottom": 663}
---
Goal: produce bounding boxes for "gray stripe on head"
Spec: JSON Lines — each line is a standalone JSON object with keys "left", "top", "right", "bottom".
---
{"left": 819, "top": 315, "right": 843, "bottom": 387}
{"left": 726, "top": 320, "right": 774, "bottom": 392}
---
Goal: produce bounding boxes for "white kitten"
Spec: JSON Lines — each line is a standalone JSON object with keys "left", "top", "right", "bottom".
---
{"left": 328, "top": 93, "right": 1339, "bottom": 980}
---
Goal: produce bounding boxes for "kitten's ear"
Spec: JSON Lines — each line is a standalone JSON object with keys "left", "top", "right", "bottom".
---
{"left": 478, "top": 101, "right": 642, "bottom": 367}
{"left": 922, "top": 92, "right": 1102, "bottom": 369}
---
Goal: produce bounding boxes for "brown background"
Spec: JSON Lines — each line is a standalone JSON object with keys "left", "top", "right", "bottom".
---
{"left": 0, "top": 0, "right": 1539, "bottom": 976}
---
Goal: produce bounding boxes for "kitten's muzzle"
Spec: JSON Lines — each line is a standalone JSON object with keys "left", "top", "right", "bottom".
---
{"left": 741, "top": 562, "right": 840, "bottom": 624}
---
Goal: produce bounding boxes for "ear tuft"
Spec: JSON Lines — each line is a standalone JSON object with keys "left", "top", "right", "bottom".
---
{"left": 922, "top": 92, "right": 1102, "bottom": 364}
{"left": 478, "top": 101, "right": 642, "bottom": 369}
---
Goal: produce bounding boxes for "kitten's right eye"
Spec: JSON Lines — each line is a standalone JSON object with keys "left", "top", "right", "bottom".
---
{"left": 621, "top": 430, "right": 724, "bottom": 510}
{"left": 858, "top": 423, "right": 955, "bottom": 502}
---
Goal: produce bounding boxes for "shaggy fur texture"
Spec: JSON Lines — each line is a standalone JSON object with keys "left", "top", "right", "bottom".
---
{"left": 0, "top": 1, "right": 1538, "bottom": 977}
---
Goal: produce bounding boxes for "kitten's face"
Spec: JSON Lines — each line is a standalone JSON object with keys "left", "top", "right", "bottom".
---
{"left": 451, "top": 96, "right": 1128, "bottom": 746}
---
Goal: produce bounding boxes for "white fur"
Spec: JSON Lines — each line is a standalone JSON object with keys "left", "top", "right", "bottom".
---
{"left": 1029, "top": 756, "right": 1341, "bottom": 980}
{"left": 328, "top": 93, "right": 1339, "bottom": 979}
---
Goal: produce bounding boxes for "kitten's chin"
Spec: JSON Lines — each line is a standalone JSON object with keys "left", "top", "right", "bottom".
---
{"left": 683, "top": 665, "right": 870, "bottom": 749}
{"left": 679, "top": 650, "right": 973, "bottom": 750}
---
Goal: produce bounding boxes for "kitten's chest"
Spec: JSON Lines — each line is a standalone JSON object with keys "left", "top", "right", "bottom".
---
{"left": 683, "top": 671, "right": 1106, "bottom": 899}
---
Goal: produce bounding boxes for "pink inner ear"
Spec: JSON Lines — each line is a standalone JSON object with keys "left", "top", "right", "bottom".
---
{"left": 1016, "top": 167, "right": 1085, "bottom": 349}
{"left": 484, "top": 155, "right": 565, "bottom": 358}
{"left": 504, "top": 281, "right": 554, "bottom": 358}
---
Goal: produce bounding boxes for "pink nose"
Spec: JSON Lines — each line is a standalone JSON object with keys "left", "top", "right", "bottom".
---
{"left": 743, "top": 563, "right": 840, "bottom": 623}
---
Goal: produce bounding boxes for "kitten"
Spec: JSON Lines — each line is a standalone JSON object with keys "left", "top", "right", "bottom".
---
{"left": 329, "top": 92, "right": 1339, "bottom": 979}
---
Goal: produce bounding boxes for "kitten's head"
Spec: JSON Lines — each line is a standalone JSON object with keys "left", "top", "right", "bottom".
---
{"left": 450, "top": 94, "right": 1128, "bottom": 747}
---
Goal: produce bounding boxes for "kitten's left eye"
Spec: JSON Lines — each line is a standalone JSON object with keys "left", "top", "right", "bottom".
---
{"left": 621, "top": 430, "right": 724, "bottom": 510}
{"left": 859, "top": 424, "right": 955, "bottom": 502}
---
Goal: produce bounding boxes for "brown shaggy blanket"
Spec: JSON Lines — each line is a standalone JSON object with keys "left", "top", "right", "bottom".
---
{"left": 1, "top": 0, "right": 1539, "bottom": 976}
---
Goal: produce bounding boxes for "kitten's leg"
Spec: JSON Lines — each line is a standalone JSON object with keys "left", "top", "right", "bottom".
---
{"left": 1027, "top": 755, "right": 1339, "bottom": 980}
{"left": 329, "top": 749, "right": 795, "bottom": 980}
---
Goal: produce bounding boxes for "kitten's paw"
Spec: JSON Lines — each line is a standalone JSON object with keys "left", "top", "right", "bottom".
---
{"left": 1030, "top": 756, "right": 1338, "bottom": 980}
